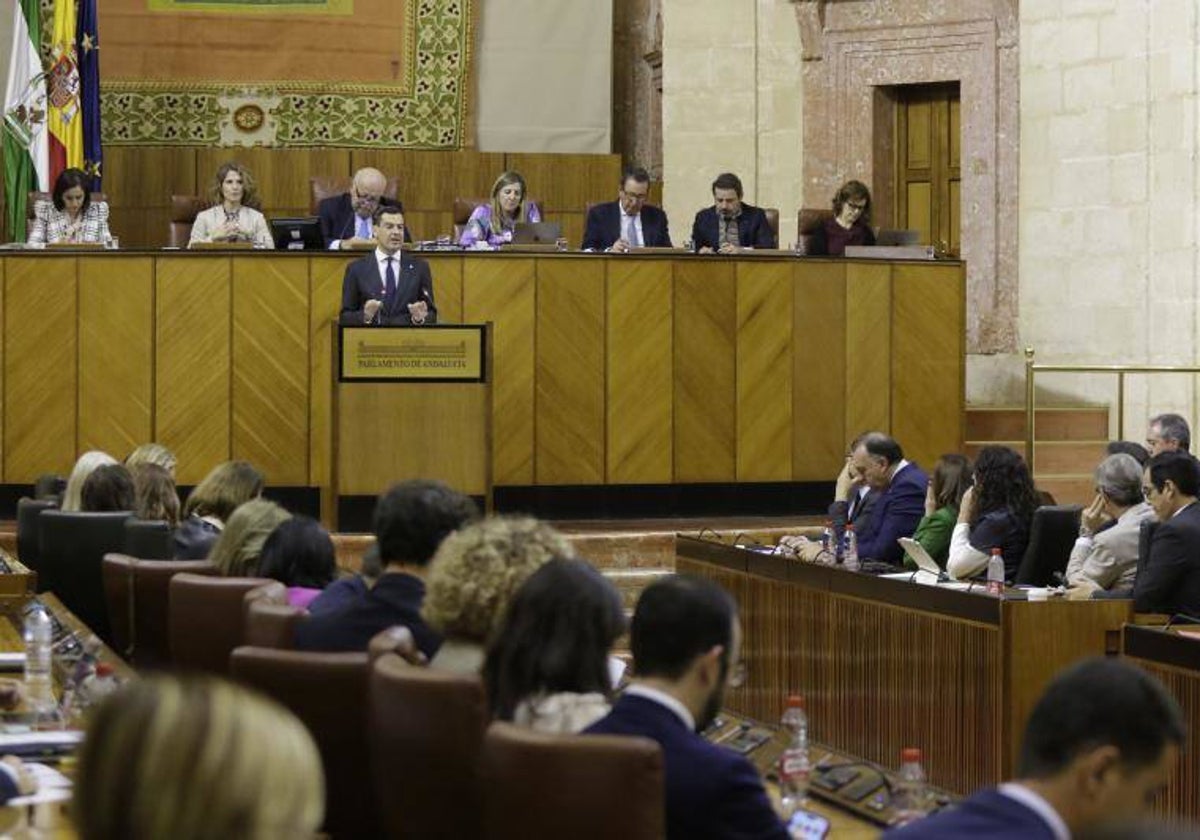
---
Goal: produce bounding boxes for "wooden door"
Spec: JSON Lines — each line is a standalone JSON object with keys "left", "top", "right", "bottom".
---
{"left": 895, "top": 83, "right": 961, "bottom": 255}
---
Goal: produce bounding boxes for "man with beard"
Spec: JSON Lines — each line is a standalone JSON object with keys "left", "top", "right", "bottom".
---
{"left": 690, "top": 172, "right": 776, "bottom": 254}
{"left": 585, "top": 575, "right": 788, "bottom": 840}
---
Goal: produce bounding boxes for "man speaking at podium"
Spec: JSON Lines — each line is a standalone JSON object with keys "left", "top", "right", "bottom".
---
{"left": 338, "top": 206, "right": 436, "bottom": 327}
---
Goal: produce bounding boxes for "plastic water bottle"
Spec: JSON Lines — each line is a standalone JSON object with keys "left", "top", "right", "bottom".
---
{"left": 821, "top": 520, "right": 837, "bottom": 563}
{"left": 23, "top": 604, "right": 54, "bottom": 713}
{"left": 986, "top": 547, "right": 1005, "bottom": 596}
{"left": 843, "top": 523, "right": 860, "bottom": 572}
{"left": 779, "top": 695, "right": 810, "bottom": 817}
{"left": 891, "top": 747, "right": 929, "bottom": 825}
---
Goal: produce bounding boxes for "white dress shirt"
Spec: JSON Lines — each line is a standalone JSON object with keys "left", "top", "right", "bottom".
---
{"left": 624, "top": 684, "right": 696, "bottom": 731}
{"left": 997, "top": 783, "right": 1070, "bottom": 840}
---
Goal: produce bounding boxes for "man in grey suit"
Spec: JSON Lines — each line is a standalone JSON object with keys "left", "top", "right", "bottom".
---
{"left": 1065, "top": 453, "right": 1155, "bottom": 596}
{"left": 338, "top": 206, "right": 435, "bottom": 326}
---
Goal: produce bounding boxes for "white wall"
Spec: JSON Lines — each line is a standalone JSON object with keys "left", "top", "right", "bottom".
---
{"left": 474, "top": 0, "right": 613, "bottom": 153}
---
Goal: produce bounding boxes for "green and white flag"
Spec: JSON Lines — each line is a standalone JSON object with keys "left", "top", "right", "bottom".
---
{"left": 3, "top": 0, "right": 48, "bottom": 243}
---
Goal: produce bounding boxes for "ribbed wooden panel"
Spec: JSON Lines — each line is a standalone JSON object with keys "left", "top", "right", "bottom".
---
{"left": 350, "top": 150, "right": 507, "bottom": 211}
{"left": 1136, "top": 662, "right": 1200, "bottom": 822}
{"left": 156, "top": 258, "right": 231, "bottom": 484}
{"left": 308, "top": 257, "right": 345, "bottom": 516}
{"left": 194, "top": 148, "right": 352, "bottom": 219}
{"left": 845, "top": 263, "right": 891, "bottom": 440}
{"left": 432, "top": 256, "right": 464, "bottom": 325}
{"left": 79, "top": 257, "right": 153, "bottom": 458}
{"left": 607, "top": 259, "right": 672, "bottom": 484}
{"left": 232, "top": 258, "right": 309, "bottom": 485}
{"left": 4, "top": 258, "right": 77, "bottom": 480}
{"left": 463, "top": 259, "right": 535, "bottom": 485}
{"left": 736, "top": 262, "right": 793, "bottom": 481}
{"left": 891, "top": 263, "right": 965, "bottom": 470}
{"left": 535, "top": 258, "right": 605, "bottom": 484}
{"left": 793, "top": 261, "right": 847, "bottom": 480}
{"left": 104, "top": 147, "right": 198, "bottom": 248}
{"left": 504, "top": 153, "right": 622, "bottom": 212}
{"left": 674, "top": 261, "right": 736, "bottom": 482}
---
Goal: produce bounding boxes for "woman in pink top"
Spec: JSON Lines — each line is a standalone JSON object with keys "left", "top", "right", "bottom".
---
{"left": 259, "top": 517, "right": 337, "bottom": 609}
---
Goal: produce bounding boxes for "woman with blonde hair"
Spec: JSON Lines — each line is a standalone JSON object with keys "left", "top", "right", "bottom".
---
{"left": 422, "top": 515, "right": 573, "bottom": 674}
{"left": 125, "top": 443, "right": 177, "bottom": 477}
{"left": 62, "top": 451, "right": 118, "bottom": 512}
{"left": 188, "top": 161, "right": 272, "bottom": 249}
{"left": 208, "top": 498, "right": 292, "bottom": 577}
{"left": 74, "top": 675, "right": 323, "bottom": 840}
{"left": 174, "top": 460, "right": 264, "bottom": 559}
{"left": 458, "top": 170, "right": 541, "bottom": 247}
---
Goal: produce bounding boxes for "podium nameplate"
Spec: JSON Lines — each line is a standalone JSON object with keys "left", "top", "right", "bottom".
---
{"left": 339, "top": 324, "right": 487, "bottom": 383}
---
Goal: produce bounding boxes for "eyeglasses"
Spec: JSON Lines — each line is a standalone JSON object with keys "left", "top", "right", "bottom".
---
{"left": 353, "top": 186, "right": 383, "bottom": 204}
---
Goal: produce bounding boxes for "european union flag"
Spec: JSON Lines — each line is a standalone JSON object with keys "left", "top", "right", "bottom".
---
{"left": 75, "top": 0, "right": 101, "bottom": 189}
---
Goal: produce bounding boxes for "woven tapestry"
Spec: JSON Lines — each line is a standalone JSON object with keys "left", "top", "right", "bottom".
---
{"left": 98, "top": 0, "right": 475, "bottom": 148}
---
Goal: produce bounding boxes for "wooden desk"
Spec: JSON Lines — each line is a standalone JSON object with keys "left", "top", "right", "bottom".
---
{"left": 0, "top": 251, "right": 964, "bottom": 524}
{"left": 677, "top": 536, "right": 1131, "bottom": 796}
{"left": 1121, "top": 625, "right": 1200, "bottom": 821}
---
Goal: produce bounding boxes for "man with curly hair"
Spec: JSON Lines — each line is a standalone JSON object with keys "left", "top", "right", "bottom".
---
{"left": 295, "top": 479, "right": 478, "bottom": 655}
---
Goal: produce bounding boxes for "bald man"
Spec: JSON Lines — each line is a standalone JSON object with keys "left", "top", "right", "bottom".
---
{"left": 318, "top": 167, "right": 410, "bottom": 249}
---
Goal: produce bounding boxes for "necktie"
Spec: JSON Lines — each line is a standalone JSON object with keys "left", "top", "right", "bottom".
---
{"left": 626, "top": 214, "right": 640, "bottom": 248}
{"left": 357, "top": 215, "right": 370, "bottom": 239}
{"left": 384, "top": 257, "right": 397, "bottom": 309}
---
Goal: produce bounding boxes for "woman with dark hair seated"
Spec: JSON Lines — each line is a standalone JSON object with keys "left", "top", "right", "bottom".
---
{"left": 80, "top": 464, "right": 135, "bottom": 513}
{"left": 905, "top": 453, "right": 972, "bottom": 569}
{"left": 258, "top": 516, "right": 338, "bottom": 609}
{"left": 809, "top": 179, "right": 875, "bottom": 256}
{"left": 483, "top": 557, "right": 627, "bottom": 734}
{"left": 27, "top": 167, "right": 112, "bottom": 246}
{"left": 947, "top": 445, "right": 1039, "bottom": 581}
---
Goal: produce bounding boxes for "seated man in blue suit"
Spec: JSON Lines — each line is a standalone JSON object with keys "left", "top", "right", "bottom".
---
{"left": 1134, "top": 449, "right": 1200, "bottom": 616}
{"left": 338, "top": 206, "right": 436, "bottom": 327}
{"left": 585, "top": 575, "right": 788, "bottom": 840}
{"left": 690, "top": 172, "right": 776, "bottom": 254}
{"left": 581, "top": 165, "right": 672, "bottom": 252}
{"left": 886, "top": 657, "right": 1183, "bottom": 839}
{"left": 318, "top": 166, "right": 410, "bottom": 249}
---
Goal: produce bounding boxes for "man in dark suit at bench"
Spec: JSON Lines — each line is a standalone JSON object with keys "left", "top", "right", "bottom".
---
{"left": 581, "top": 165, "right": 672, "bottom": 252}
{"left": 318, "top": 166, "right": 409, "bottom": 249}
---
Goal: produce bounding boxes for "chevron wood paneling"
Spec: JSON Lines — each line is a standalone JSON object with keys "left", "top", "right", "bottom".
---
{"left": 534, "top": 258, "right": 606, "bottom": 485}
{"left": 79, "top": 257, "right": 154, "bottom": 459}
{"left": 156, "top": 258, "right": 231, "bottom": 484}
{"left": 674, "top": 260, "right": 737, "bottom": 482}
{"left": 463, "top": 258, "right": 536, "bottom": 485}
{"left": 607, "top": 259, "right": 672, "bottom": 484}
{"left": 793, "top": 261, "right": 848, "bottom": 480}
{"left": 845, "top": 262, "right": 892, "bottom": 441}
{"left": 4, "top": 257, "right": 77, "bottom": 480}
{"left": 891, "top": 262, "right": 965, "bottom": 470}
{"left": 308, "top": 256, "right": 347, "bottom": 518}
{"left": 232, "top": 258, "right": 309, "bottom": 485}
{"left": 736, "top": 262, "right": 793, "bottom": 481}
{"left": 432, "top": 256, "right": 464, "bottom": 325}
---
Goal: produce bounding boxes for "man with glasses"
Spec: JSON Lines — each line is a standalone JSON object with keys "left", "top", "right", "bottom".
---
{"left": 318, "top": 166, "right": 410, "bottom": 249}
{"left": 1145, "top": 412, "right": 1190, "bottom": 456}
{"left": 581, "top": 165, "right": 672, "bottom": 252}
{"left": 1134, "top": 450, "right": 1200, "bottom": 617}
{"left": 585, "top": 575, "right": 788, "bottom": 840}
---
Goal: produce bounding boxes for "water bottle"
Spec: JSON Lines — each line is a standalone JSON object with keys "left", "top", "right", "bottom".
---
{"left": 23, "top": 604, "right": 54, "bottom": 713}
{"left": 779, "top": 695, "right": 810, "bottom": 817}
{"left": 891, "top": 747, "right": 929, "bottom": 825}
{"left": 843, "top": 523, "right": 860, "bottom": 572}
{"left": 986, "top": 547, "right": 1005, "bottom": 596}
{"left": 821, "top": 520, "right": 837, "bottom": 563}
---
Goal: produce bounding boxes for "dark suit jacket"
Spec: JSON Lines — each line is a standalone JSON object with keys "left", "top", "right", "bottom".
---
{"left": 581, "top": 200, "right": 672, "bottom": 251}
{"left": 585, "top": 694, "right": 788, "bottom": 840}
{"left": 337, "top": 250, "right": 437, "bottom": 326}
{"left": 294, "top": 572, "right": 442, "bottom": 657}
{"left": 854, "top": 462, "right": 929, "bottom": 566}
{"left": 1134, "top": 503, "right": 1200, "bottom": 615}
{"left": 317, "top": 193, "right": 409, "bottom": 248}
{"left": 884, "top": 787, "right": 1056, "bottom": 839}
{"left": 691, "top": 203, "right": 776, "bottom": 251}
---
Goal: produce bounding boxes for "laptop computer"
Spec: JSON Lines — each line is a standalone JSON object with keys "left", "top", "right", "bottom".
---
{"left": 511, "top": 221, "right": 562, "bottom": 245}
{"left": 898, "top": 537, "right": 943, "bottom": 576}
{"left": 875, "top": 229, "right": 920, "bottom": 246}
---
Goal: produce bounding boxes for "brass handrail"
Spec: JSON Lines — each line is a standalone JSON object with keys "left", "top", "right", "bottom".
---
{"left": 1023, "top": 347, "right": 1200, "bottom": 473}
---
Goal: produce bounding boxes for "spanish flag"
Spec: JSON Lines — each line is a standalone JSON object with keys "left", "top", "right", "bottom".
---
{"left": 47, "top": 0, "right": 82, "bottom": 183}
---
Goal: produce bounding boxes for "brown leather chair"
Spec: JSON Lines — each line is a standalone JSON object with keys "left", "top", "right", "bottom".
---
{"left": 479, "top": 722, "right": 665, "bottom": 840}
{"left": 169, "top": 194, "right": 210, "bottom": 248}
{"left": 452, "top": 197, "right": 544, "bottom": 241}
{"left": 797, "top": 208, "right": 834, "bottom": 255}
{"left": 243, "top": 598, "right": 307, "bottom": 649}
{"left": 230, "top": 647, "right": 380, "bottom": 839}
{"left": 367, "top": 625, "right": 425, "bottom": 666}
{"left": 167, "top": 574, "right": 283, "bottom": 673}
{"left": 309, "top": 176, "right": 399, "bottom": 215}
{"left": 26, "top": 191, "right": 108, "bottom": 219}
{"left": 764, "top": 207, "right": 780, "bottom": 247}
{"left": 369, "top": 653, "right": 488, "bottom": 839}
{"left": 101, "top": 554, "right": 217, "bottom": 667}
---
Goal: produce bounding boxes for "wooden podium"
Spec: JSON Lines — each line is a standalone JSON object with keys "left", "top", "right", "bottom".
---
{"left": 333, "top": 323, "right": 492, "bottom": 526}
